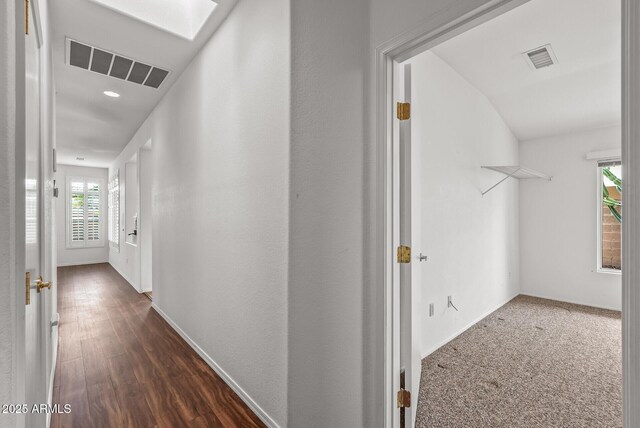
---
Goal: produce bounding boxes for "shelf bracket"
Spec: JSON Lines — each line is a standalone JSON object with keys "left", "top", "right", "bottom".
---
{"left": 481, "top": 167, "right": 521, "bottom": 196}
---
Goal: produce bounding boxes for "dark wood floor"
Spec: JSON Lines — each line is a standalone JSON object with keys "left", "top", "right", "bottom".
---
{"left": 52, "top": 263, "right": 265, "bottom": 428}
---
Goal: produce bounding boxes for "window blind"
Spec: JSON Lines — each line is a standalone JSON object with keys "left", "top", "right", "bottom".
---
{"left": 25, "top": 178, "right": 38, "bottom": 245}
{"left": 108, "top": 175, "right": 120, "bottom": 249}
{"left": 70, "top": 180, "right": 85, "bottom": 243}
{"left": 68, "top": 177, "right": 103, "bottom": 248}
{"left": 87, "top": 182, "right": 100, "bottom": 241}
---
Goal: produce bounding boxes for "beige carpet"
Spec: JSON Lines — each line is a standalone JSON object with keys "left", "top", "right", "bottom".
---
{"left": 416, "top": 295, "right": 622, "bottom": 428}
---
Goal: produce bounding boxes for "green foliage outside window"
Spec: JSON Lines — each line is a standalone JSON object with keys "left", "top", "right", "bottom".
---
{"left": 602, "top": 167, "right": 621, "bottom": 223}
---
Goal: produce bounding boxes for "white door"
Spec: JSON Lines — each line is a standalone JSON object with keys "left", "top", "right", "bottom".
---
{"left": 25, "top": 4, "right": 51, "bottom": 426}
{"left": 394, "top": 63, "right": 414, "bottom": 427}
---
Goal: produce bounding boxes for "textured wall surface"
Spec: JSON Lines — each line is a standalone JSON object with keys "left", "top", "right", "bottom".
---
{"left": 110, "top": 0, "right": 290, "bottom": 424}
{"left": 520, "top": 126, "right": 622, "bottom": 310}
{"left": 288, "top": 0, "right": 369, "bottom": 426}
{"left": 411, "top": 51, "right": 521, "bottom": 358}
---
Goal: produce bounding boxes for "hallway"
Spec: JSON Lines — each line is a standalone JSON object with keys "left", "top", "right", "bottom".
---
{"left": 51, "top": 264, "right": 265, "bottom": 428}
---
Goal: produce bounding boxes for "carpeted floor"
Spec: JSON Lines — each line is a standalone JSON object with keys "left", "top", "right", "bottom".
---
{"left": 416, "top": 295, "right": 622, "bottom": 427}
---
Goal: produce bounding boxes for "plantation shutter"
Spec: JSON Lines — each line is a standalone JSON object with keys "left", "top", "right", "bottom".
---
{"left": 70, "top": 180, "right": 85, "bottom": 243}
{"left": 87, "top": 182, "right": 100, "bottom": 241}
{"left": 108, "top": 175, "right": 120, "bottom": 249}
{"left": 67, "top": 177, "right": 104, "bottom": 248}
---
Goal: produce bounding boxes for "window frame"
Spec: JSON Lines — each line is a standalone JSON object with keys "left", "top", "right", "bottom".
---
{"left": 108, "top": 171, "right": 120, "bottom": 252}
{"left": 596, "top": 159, "right": 622, "bottom": 274}
{"left": 66, "top": 176, "right": 106, "bottom": 249}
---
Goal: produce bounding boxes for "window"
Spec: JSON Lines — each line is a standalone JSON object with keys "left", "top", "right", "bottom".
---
{"left": 108, "top": 173, "right": 120, "bottom": 251}
{"left": 597, "top": 160, "right": 622, "bottom": 272}
{"left": 67, "top": 177, "right": 104, "bottom": 248}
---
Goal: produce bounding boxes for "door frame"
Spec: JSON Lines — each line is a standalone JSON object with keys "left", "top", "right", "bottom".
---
{"left": 376, "top": 0, "right": 639, "bottom": 426}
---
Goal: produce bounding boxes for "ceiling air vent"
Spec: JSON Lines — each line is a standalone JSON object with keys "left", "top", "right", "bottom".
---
{"left": 66, "top": 38, "right": 170, "bottom": 89}
{"left": 522, "top": 44, "right": 558, "bottom": 70}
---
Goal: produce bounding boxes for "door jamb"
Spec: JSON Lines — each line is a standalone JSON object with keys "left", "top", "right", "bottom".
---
{"left": 621, "top": 1, "right": 640, "bottom": 426}
{"left": 375, "top": 0, "right": 637, "bottom": 426}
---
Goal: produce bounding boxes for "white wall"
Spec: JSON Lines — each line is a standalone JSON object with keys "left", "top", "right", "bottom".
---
{"left": 288, "top": 0, "right": 369, "bottom": 426}
{"left": 411, "top": 51, "right": 520, "bottom": 356}
{"left": 109, "top": 0, "right": 289, "bottom": 424}
{"left": 407, "top": 51, "right": 520, "bottom": 417}
{"left": 520, "top": 125, "right": 622, "bottom": 310}
{"left": 55, "top": 165, "right": 109, "bottom": 267}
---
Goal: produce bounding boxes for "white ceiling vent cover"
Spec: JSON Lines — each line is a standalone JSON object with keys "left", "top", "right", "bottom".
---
{"left": 522, "top": 44, "right": 558, "bottom": 70}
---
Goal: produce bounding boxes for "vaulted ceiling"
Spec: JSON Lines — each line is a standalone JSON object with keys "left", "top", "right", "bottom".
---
{"left": 431, "top": 0, "right": 620, "bottom": 142}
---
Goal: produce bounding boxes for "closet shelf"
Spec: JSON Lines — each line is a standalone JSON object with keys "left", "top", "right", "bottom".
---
{"left": 481, "top": 165, "right": 552, "bottom": 196}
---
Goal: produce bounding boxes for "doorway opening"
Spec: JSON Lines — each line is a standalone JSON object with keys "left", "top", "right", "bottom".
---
{"left": 381, "top": 0, "right": 624, "bottom": 426}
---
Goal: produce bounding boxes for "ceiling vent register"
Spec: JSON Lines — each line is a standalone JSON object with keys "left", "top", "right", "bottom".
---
{"left": 522, "top": 44, "right": 558, "bottom": 70}
{"left": 67, "top": 39, "right": 169, "bottom": 89}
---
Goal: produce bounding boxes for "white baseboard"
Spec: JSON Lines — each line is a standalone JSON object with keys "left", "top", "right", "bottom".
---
{"left": 519, "top": 291, "right": 621, "bottom": 312}
{"left": 57, "top": 259, "right": 108, "bottom": 267}
{"left": 108, "top": 262, "right": 140, "bottom": 293}
{"left": 421, "top": 291, "right": 621, "bottom": 360}
{"left": 151, "top": 303, "right": 279, "bottom": 428}
{"left": 46, "top": 316, "right": 59, "bottom": 428}
{"left": 421, "top": 291, "right": 520, "bottom": 359}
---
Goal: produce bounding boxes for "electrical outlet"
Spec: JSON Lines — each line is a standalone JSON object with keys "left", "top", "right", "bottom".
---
{"left": 429, "top": 303, "right": 434, "bottom": 317}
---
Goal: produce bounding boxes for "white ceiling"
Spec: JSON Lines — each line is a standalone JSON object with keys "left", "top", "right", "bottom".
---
{"left": 52, "top": 0, "right": 235, "bottom": 168}
{"left": 430, "top": 0, "right": 621, "bottom": 142}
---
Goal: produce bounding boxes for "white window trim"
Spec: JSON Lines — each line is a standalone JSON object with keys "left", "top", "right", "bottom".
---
{"left": 66, "top": 176, "right": 106, "bottom": 249}
{"left": 108, "top": 171, "right": 120, "bottom": 252}
{"left": 596, "top": 159, "right": 622, "bottom": 274}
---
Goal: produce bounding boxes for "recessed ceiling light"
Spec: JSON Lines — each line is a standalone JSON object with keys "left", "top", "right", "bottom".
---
{"left": 76, "top": 157, "right": 85, "bottom": 161}
{"left": 103, "top": 90, "right": 120, "bottom": 98}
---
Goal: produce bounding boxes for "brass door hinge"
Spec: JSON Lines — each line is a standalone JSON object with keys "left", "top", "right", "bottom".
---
{"left": 397, "top": 102, "right": 410, "bottom": 120}
{"left": 397, "top": 388, "right": 411, "bottom": 408}
{"left": 397, "top": 245, "right": 411, "bottom": 263}
{"left": 25, "top": 0, "right": 29, "bottom": 35}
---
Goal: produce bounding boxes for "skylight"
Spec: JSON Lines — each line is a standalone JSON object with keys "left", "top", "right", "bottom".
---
{"left": 89, "top": 0, "right": 217, "bottom": 40}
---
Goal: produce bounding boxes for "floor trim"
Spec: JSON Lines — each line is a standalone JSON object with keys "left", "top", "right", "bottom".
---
{"left": 57, "top": 259, "right": 109, "bottom": 267}
{"left": 421, "top": 291, "right": 520, "bottom": 359}
{"left": 151, "top": 303, "right": 280, "bottom": 428}
{"left": 108, "top": 262, "right": 140, "bottom": 293}
{"left": 520, "top": 292, "right": 621, "bottom": 312}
